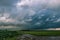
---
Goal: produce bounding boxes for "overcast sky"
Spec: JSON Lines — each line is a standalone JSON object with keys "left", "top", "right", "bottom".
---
{"left": 0, "top": 0, "right": 60, "bottom": 30}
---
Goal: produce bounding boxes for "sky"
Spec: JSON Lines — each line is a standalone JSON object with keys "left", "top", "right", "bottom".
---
{"left": 0, "top": 0, "right": 60, "bottom": 30}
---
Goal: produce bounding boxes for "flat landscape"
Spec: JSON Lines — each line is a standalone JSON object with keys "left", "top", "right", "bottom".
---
{"left": 0, "top": 30, "right": 60, "bottom": 40}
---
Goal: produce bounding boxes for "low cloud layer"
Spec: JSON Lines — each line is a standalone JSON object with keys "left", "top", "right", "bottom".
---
{"left": 0, "top": 0, "right": 60, "bottom": 30}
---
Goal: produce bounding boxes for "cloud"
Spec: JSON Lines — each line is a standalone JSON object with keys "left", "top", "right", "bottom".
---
{"left": 0, "top": 0, "right": 60, "bottom": 30}
{"left": 54, "top": 18, "right": 60, "bottom": 22}
{"left": 0, "top": 11, "right": 16, "bottom": 23}
{"left": 16, "top": 0, "right": 48, "bottom": 11}
{"left": 48, "top": 0, "right": 60, "bottom": 7}
{"left": 45, "top": 28, "right": 60, "bottom": 30}
{"left": 16, "top": 0, "right": 60, "bottom": 10}
{"left": 0, "top": 0, "right": 19, "bottom": 6}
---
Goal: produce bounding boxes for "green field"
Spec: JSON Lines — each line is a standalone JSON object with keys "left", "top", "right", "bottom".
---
{"left": 0, "top": 30, "right": 60, "bottom": 40}
{"left": 19, "top": 30, "right": 60, "bottom": 36}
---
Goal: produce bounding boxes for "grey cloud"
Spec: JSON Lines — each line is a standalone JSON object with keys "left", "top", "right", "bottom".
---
{"left": 0, "top": 0, "right": 20, "bottom": 6}
{"left": 0, "top": 0, "right": 60, "bottom": 30}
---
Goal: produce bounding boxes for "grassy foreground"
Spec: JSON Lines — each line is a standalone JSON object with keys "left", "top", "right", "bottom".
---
{"left": 0, "top": 30, "right": 60, "bottom": 40}
{"left": 21, "top": 30, "right": 60, "bottom": 36}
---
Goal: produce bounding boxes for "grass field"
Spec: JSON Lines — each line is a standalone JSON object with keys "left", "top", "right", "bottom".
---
{"left": 18, "top": 30, "right": 60, "bottom": 36}
{"left": 0, "top": 30, "right": 60, "bottom": 40}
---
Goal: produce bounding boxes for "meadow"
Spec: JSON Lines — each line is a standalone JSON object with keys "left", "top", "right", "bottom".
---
{"left": 0, "top": 30, "right": 60, "bottom": 40}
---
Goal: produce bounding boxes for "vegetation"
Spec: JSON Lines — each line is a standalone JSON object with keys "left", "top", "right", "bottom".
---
{"left": 0, "top": 30, "right": 60, "bottom": 40}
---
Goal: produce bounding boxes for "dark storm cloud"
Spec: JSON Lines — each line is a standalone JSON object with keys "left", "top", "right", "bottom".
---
{"left": 0, "top": 0, "right": 60, "bottom": 30}
{"left": 0, "top": 0, "right": 20, "bottom": 6}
